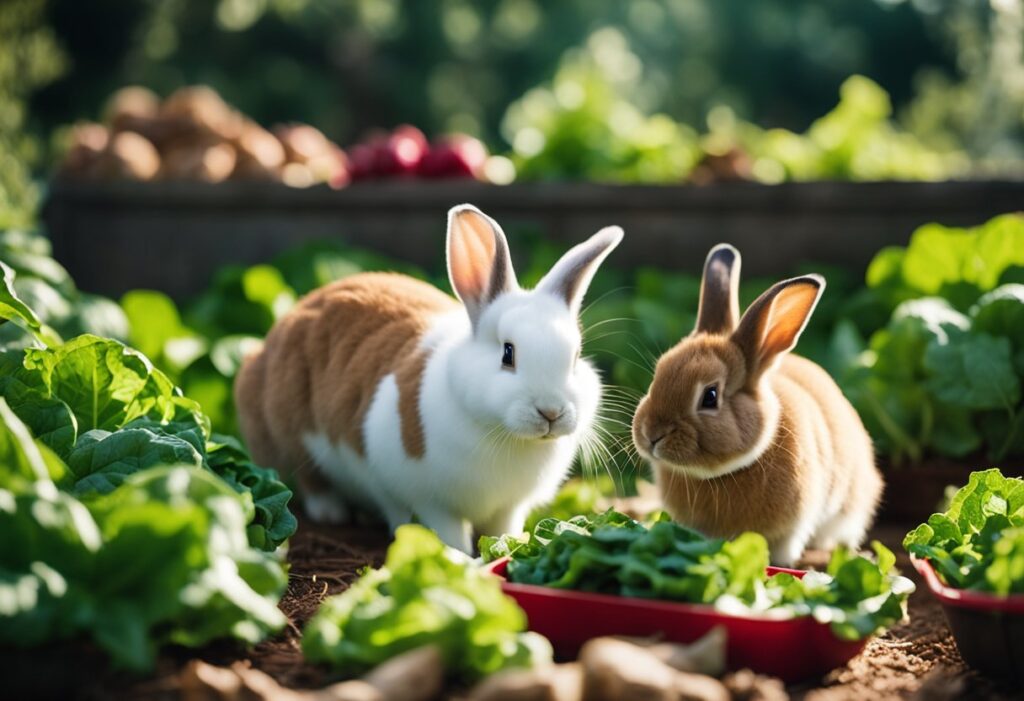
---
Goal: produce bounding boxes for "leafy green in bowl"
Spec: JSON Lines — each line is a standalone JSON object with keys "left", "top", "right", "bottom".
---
{"left": 484, "top": 510, "right": 913, "bottom": 641}
{"left": 904, "top": 468, "right": 1024, "bottom": 594}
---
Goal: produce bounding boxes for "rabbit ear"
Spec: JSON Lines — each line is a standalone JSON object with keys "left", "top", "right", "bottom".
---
{"left": 696, "top": 243, "right": 741, "bottom": 334}
{"left": 447, "top": 204, "right": 518, "bottom": 325}
{"left": 732, "top": 275, "right": 824, "bottom": 378}
{"left": 537, "top": 226, "right": 624, "bottom": 314}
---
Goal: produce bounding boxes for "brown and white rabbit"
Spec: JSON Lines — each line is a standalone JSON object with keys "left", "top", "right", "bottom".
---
{"left": 235, "top": 204, "right": 622, "bottom": 552}
{"left": 631, "top": 244, "right": 882, "bottom": 565}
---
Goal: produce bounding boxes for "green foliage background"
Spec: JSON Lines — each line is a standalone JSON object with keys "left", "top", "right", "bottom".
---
{"left": 14, "top": 0, "right": 1024, "bottom": 158}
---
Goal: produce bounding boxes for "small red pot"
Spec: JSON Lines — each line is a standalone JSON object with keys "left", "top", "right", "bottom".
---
{"left": 485, "top": 558, "right": 866, "bottom": 683}
{"left": 912, "top": 555, "right": 1024, "bottom": 683}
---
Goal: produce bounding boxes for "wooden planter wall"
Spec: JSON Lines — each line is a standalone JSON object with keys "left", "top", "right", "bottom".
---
{"left": 43, "top": 179, "right": 1024, "bottom": 300}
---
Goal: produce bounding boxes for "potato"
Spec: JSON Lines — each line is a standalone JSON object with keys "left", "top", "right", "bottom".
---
{"left": 91, "top": 131, "right": 160, "bottom": 181}
{"left": 614, "top": 627, "right": 727, "bottom": 676}
{"left": 160, "top": 141, "right": 237, "bottom": 183}
{"left": 673, "top": 671, "right": 730, "bottom": 701}
{"left": 360, "top": 645, "right": 444, "bottom": 701}
{"left": 161, "top": 85, "right": 244, "bottom": 143}
{"left": 581, "top": 637, "right": 729, "bottom": 701}
{"left": 722, "top": 670, "right": 789, "bottom": 701}
{"left": 580, "top": 638, "right": 678, "bottom": 701}
{"left": 467, "top": 663, "right": 582, "bottom": 701}
{"left": 276, "top": 123, "right": 335, "bottom": 163}
{"left": 106, "top": 85, "right": 159, "bottom": 123}
{"left": 58, "top": 122, "right": 109, "bottom": 178}
{"left": 231, "top": 121, "right": 286, "bottom": 179}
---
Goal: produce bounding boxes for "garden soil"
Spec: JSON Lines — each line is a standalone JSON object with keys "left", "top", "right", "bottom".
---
{"left": 88, "top": 517, "right": 1021, "bottom": 701}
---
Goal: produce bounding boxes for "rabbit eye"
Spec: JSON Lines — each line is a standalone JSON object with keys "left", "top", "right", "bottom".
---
{"left": 700, "top": 385, "right": 718, "bottom": 410}
{"left": 502, "top": 342, "right": 515, "bottom": 369}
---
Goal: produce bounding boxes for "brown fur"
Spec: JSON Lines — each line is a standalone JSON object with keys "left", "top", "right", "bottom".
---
{"left": 638, "top": 344, "right": 879, "bottom": 545}
{"left": 634, "top": 249, "right": 882, "bottom": 558}
{"left": 234, "top": 272, "right": 458, "bottom": 482}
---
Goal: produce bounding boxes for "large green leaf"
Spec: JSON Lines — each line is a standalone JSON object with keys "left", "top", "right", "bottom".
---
{"left": 65, "top": 428, "right": 205, "bottom": 496}
{"left": 304, "top": 524, "right": 549, "bottom": 678}
{"left": 924, "top": 332, "right": 1020, "bottom": 411}
{"left": 971, "top": 284, "right": 1024, "bottom": 375}
{"left": 0, "top": 261, "right": 61, "bottom": 347}
{"left": 23, "top": 335, "right": 181, "bottom": 433}
{"left": 0, "top": 397, "right": 63, "bottom": 490}
{"left": 901, "top": 223, "right": 974, "bottom": 295}
{"left": 0, "top": 376, "right": 77, "bottom": 457}
{"left": 85, "top": 467, "right": 287, "bottom": 667}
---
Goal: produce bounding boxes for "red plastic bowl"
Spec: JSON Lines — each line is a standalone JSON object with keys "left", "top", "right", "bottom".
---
{"left": 485, "top": 558, "right": 866, "bottom": 683}
{"left": 912, "top": 555, "right": 1024, "bottom": 683}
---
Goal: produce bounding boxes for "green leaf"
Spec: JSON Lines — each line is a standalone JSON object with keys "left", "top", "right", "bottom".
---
{"left": 872, "top": 541, "right": 896, "bottom": 574}
{"left": 65, "top": 428, "right": 205, "bottom": 496}
{"left": 24, "top": 335, "right": 183, "bottom": 433}
{"left": 206, "top": 434, "right": 297, "bottom": 550}
{"left": 304, "top": 524, "right": 548, "bottom": 678}
{"left": 82, "top": 466, "right": 287, "bottom": 669}
{"left": 927, "top": 403, "right": 982, "bottom": 458}
{"left": 55, "top": 294, "right": 130, "bottom": 343}
{"left": 924, "top": 332, "right": 1020, "bottom": 411}
{"left": 120, "top": 290, "right": 186, "bottom": 361}
{"left": 0, "top": 261, "right": 61, "bottom": 347}
{"left": 0, "top": 375, "right": 77, "bottom": 457}
{"left": 901, "top": 223, "right": 975, "bottom": 295}
{"left": 502, "top": 508, "right": 908, "bottom": 641}
{"left": 971, "top": 284, "right": 1024, "bottom": 374}
{"left": 0, "top": 397, "right": 62, "bottom": 490}
{"left": 904, "top": 469, "right": 1024, "bottom": 596}
{"left": 972, "top": 215, "right": 1024, "bottom": 291}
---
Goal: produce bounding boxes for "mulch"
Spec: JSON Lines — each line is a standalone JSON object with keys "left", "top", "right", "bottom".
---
{"left": 73, "top": 516, "right": 1024, "bottom": 701}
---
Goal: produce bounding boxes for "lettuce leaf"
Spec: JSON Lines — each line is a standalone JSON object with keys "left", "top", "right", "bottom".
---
{"left": 0, "top": 337, "right": 296, "bottom": 551}
{"left": 304, "top": 524, "right": 551, "bottom": 679}
{"left": 904, "top": 468, "right": 1024, "bottom": 594}
{"left": 0, "top": 400, "right": 287, "bottom": 671}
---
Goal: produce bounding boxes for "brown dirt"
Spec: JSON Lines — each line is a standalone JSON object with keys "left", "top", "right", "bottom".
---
{"left": 74, "top": 517, "right": 1024, "bottom": 701}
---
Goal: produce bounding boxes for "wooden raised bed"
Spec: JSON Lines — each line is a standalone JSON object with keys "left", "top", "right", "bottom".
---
{"left": 43, "top": 179, "right": 1024, "bottom": 300}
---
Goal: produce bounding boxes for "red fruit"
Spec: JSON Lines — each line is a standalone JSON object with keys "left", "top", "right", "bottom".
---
{"left": 417, "top": 134, "right": 488, "bottom": 179}
{"left": 374, "top": 125, "right": 427, "bottom": 176}
{"left": 347, "top": 142, "right": 379, "bottom": 180}
{"left": 392, "top": 124, "right": 428, "bottom": 151}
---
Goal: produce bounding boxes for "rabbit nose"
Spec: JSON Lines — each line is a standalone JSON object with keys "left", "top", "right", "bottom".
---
{"left": 644, "top": 424, "right": 671, "bottom": 449}
{"left": 536, "top": 406, "right": 565, "bottom": 423}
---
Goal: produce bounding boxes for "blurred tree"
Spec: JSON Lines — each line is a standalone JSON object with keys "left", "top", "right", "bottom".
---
{"left": 901, "top": 0, "right": 1024, "bottom": 169}
{"left": 0, "top": 0, "right": 66, "bottom": 227}
{"left": 27, "top": 0, "right": 953, "bottom": 151}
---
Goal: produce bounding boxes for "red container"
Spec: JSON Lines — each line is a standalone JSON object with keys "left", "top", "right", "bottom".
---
{"left": 485, "top": 558, "right": 866, "bottom": 683}
{"left": 912, "top": 556, "right": 1024, "bottom": 684}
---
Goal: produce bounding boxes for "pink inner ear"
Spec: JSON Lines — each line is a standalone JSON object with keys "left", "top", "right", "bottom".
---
{"left": 760, "top": 283, "right": 820, "bottom": 360}
{"left": 450, "top": 210, "right": 496, "bottom": 300}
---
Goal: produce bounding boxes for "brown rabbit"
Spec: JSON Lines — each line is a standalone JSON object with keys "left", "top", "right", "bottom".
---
{"left": 632, "top": 244, "right": 882, "bottom": 565}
